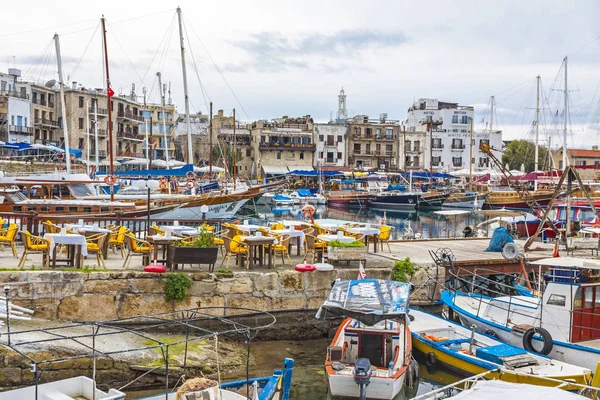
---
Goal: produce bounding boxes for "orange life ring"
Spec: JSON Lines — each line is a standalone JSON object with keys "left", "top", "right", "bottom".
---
{"left": 185, "top": 171, "right": 195, "bottom": 180}
{"left": 159, "top": 183, "right": 168, "bottom": 190}
{"left": 70, "top": 154, "right": 76, "bottom": 160}
{"left": 56, "top": 152, "right": 64, "bottom": 161}
{"left": 103, "top": 175, "right": 116, "bottom": 185}
{"left": 160, "top": 177, "right": 168, "bottom": 184}
{"left": 186, "top": 181, "right": 195, "bottom": 189}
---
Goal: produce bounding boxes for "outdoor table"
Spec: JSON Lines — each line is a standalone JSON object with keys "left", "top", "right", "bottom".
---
{"left": 160, "top": 225, "right": 198, "bottom": 236}
{"left": 147, "top": 235, "right": 181, "bottom": 270}
{"left": 44, "top": 233, "right": 88, "bottom": 269}
{"left": 270, "top": 229, "right": 305, "bottom": 256}
{"left": 70, "top": 226, "right": 112, "bottom": 259}
{"left": 347, "top": 227, "right": 381, "bottom": 253}
{"left": 317, "top": 235, "right": 356, "bottom": 243}
{"left": 241, "top": 236, "right": 276, "bottom": 269}
{"left": 236, "top": 224, "right": 261, "bottom": 234}
{"left": 281, "top": 220, "right": 304, "bottom": 228}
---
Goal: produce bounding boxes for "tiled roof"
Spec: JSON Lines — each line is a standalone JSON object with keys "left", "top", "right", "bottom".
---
{"left": 570, "top": 149, "right": 600, "bottom": 158}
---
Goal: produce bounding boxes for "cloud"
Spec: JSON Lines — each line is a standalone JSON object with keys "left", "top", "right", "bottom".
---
{"left": 226, "top": 29, "right": 408, "bottom": 73}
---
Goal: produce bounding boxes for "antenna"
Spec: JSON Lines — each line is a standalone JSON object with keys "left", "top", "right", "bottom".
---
{"left": 168, "top": 81, "right": 172, "bottom": 105}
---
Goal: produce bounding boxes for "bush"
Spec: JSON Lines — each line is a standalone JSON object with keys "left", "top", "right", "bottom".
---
{"left": 175, "top": 228, "right": 215, "bottom": 248}
{"left": 328, "top": 240, "right": 366, "bottom": 248}
{"left": 392, "top": 257, "right": 416, "bottom": 283}
{"left": 164, "top": 273, "right": 192, "bottom": 302}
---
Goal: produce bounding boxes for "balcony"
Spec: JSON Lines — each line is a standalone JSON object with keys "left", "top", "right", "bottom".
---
{"left": 117, "top": 130, "right": 139, "bottom": 139}
{"left": 117, "top": 110, "right": 143, "bottom": 122}
{"left": 32, "top": 97, "right": 46, "bottom": 106}
{"left": 324, "top": 141, "right": 339, "bottom": 148}
{"left": 433, "top": 144, "right": 444, "bottom": 150}
{"left": 325, "top": 158, "right": 336, "bottom": 163}
{"left": 353, "top": 135, "right": 374, "bottom": 140}
{"left": 451, "top": 144, "right": 466, "bottom": 151}
{"left": 89, "top": 107, "right": 108, "bottom": 116}
{"left": 8, "top": 125, "right": 33, "bottom": 134}
{"left": 90, "top": 129, "right": 108, "bottom": 137}
{"left": 34, "top": 118, "right": 60, "bottom": 129}
{"left": 378, "top": 135, "right": 397, "bottom": 141}
{"left": 260, "top": 142, "right": 314, "bottom": 151}
{"left": 352, "top": 150, "right": 361, "bottom": 155}
{"left": 383, "top": 151, "right": 396, "bottom": 157}
{"left": 0, "top": 89, "right": 29, "bottom": 100}
{"left": 121, "top": 151, "right": 144, "bottom": 158}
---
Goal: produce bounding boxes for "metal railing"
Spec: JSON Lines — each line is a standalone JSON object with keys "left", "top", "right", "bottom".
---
{"left": 89, "top": 107, "right": 108, "bottom": 115}
{"left": 0, "top": 89, "right": 29, "bottom": 100}
{"left": 117, "top": 111, "right": 144, "bottom": 122}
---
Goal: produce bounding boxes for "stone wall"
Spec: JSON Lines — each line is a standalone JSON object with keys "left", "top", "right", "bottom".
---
{"left": 1, "top": 268, "right": 395, "bottom": 322}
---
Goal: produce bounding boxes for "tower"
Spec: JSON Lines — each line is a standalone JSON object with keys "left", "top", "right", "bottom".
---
{"left": 337, "top": 87, "right": 347, "bottom": 121}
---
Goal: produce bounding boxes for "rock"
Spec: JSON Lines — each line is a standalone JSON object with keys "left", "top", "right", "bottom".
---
{"left": 0, "top": 368, "right": 22, "bottom": 385}
{"left": 119, "top": 294, "right": 172, "bottom": 318}
{"left": 175, "top": 295, "right": 225, "bottom": 312}
{"left": 215, "top": 277, "right": 253, "bottom": 294}
{"left": 189, "top": 280, "right": 217, "bottom": 295}
{"left": 303, "top": 270, "right": 337, "bottom": 290}
{"left": 58, "top": 294, "right": 118, "bottom": 321}
{"left": 225, "top": 296, "right": 271, "bottom": 313}
{"left": 270, "top": 297, "right": 306, "bottom": 311}
{"left": 129, "top": 278, "right": 164, "bottom": 294}
{"left": 33, "top": 280, "right": 83, "bottom": 299}
{"left": 278, "top": 270, "right": 303, "bottom": 290}
{"left": 253, "top": 273, "right": 279, "bottom": 293}
{"left": 84, "top": 279, "right": 129, "bottom": 294}
{"left": 191, "top": 272, "right": 213, "bottom": 281}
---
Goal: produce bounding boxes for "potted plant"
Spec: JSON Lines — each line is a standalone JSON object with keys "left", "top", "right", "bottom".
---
{"left": 327, "top": 239, "right": 367, "bottom": 262}
{"left": 168, "top": 228, "right": 219, "bottom": 271}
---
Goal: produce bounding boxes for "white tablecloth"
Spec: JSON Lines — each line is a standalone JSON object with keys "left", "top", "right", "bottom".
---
{"left": 65, "top": 224, "right": 111, "bottom": 234}
{"left": 347, "top": 227, "right": 380, "bottom": 236}
{"left": 317, "top": 235, "right": 355, "bottom": 243}
{"left": 282, "top": 220, "right": 304, "bottom": 228}
{"left": 44, "top": 234, "right": 88, "bottom": 257}
{"left": 161, "top": 225, "right": 198, "bottom": 236}
{"left": 236, "top": 224, "right": 261, "bottom": 233}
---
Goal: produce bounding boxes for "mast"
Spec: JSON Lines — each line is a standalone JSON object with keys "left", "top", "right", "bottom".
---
{"left": 53, "top": 33, "right": 72, "bottom": 174}
{"left": 176, "top": 7, "right": 194, "bottom": 165}
{"left": 101, "top": 16, "right": 115, "bottom": 202}
{"left": 233, "top": 108, "right": 236, "bottom": 190}
{"left": 94, "top": 100, "right": 99, "bottom": 173}
{"left": 402, "top": 125, "right": 406, "bottom": 170}
{"left": 156, "top": 72, "right": 170, "bottom": 170}
{"left": 469, "top": 117, "right": 474, "bottom": 191}
{"left": 209, "top": 101, "right": 213, "bottom": 175}
{"left": 490, "top": 95, "right": 495, "bottom": 131}
{"left": 145, "top": 118, "right": 149, "bottom": 170}
{"left": 535, "top": 76, "right": 540, "bottom": 172}
{"left": 429, "top": 121, "right": 433, "bottom": 186}
{"left": 85, "top": 99, "right": 90, "bottom": 174}
{"left": 562, "top": 56, "right": 568, "bottom": 169}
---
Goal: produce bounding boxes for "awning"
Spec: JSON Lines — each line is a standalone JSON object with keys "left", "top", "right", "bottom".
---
{"left": 262, "top": 165, "right": 289, "bottom": 175}
{"left": 288, "top": 170, "right": 318, "bottom": 177}
{"left": 287, "top": 166, "right": 314, "bottom": 173}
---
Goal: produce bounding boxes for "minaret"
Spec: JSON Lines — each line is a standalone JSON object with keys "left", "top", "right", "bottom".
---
{"left": 337, "top": 87, "right": 348, "bottom": 121}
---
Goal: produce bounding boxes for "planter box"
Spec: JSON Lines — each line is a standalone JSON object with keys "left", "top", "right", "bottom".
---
{"left": 327, "top": 246, "right": 367, "bottom": 262}
{"left": 168, "top": 247, "right": 219, "bottom": 271}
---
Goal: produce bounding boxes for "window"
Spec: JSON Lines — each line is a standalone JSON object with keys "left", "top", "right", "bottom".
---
{"left": 246, "top": 149, "right": 251, "bottom": 157}
{"left": 78, "top": 138, "right": 84, "bottom": 150}
{"left": 547, "top": 294, "right": 566, "bottom": 307}
{"left": 354, "top": 144, "right": 361, "bottom": 152}
{"left": 452, "top": 115, "right": 458, "bottom": 124}
{"left": 433, "top": 138, "right": 442, "bottom": 149}
{"left": 319, "top": 135, "right": 324, "bottom": 142}
{"left": 385, "top": 128, "right": 393, "bottom": 139}
{"left": 11, "top": 116, "right": 14, "bottom": 125}
{"left": 24, "top": 117, "right": 27, "bottom": 127}
{"left": 559, "top": 161, "right": 563, "bottom": 169}
{"left": 452, "top": 139, "right": 463, "bottom": 149}
{"left": 300, "top": 152, "right": 304, "bottom": 160}
{"left": 461, "top": 115, "right": 468, "bottom": 124}
{"left": 366, "top": 143, "right": 371, "bottom": 153}
{"left": 319, "top": 152, "right": 323, "bottom": 158}
{"left": 69, "top": 207, "right": 78, "bottom": 213}
{"left": 376, "top": 128, "right": 381, "bottom": 138}
{"left": 326, "top": 135, "right": 334, "bottom": 146}
{"left": 405, "top": 141, "right": 411, "bottom": 152}
{"left": 79, "top": 96, "right": 84, "bottom": 108}
{"left": 452, "top": 157, "right": 462, "bottom": 167}
{"left": 579, "top": 160, "right": 587, "bottom": 166}
{"left": 386, "top": 144, "right": 393, "bottom": 153}
{"left": 414, "top": 141, "right": 420, "bottom": 151}
{"left": 376, "top": 144, "right": 381, "bottom": 153}
{"left": 277, "top": 152, "right": 281, "bottom": 160}
{"left": 584, "top": 287, "right": 594, "bottom": 308}
{"left": 432, "top": 156, "right": 441, "bottom": 166}
{"left": 337, "top": 135, "right": 342, "bottom": 142}
{"left": 78, "top": 118, "right": 84, "bottom": 129}
{"left": 337, "top": 152, "right": 342, "bottom": 159}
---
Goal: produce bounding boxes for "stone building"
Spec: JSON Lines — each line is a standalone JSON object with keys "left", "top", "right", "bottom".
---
{"left": 346, "top": 114, "right": 401, "bottom": 171}
{"left": 176, "top": 113, "right": 209, "bottom": 165}
{"left": 253, "top": 115, "right": 315, "bottom": 178}
{"left": 29, "top": 84, "right": 60, "bottom": 146}
{"left": 215, "top": 110, "right": 253, "bottom": 178}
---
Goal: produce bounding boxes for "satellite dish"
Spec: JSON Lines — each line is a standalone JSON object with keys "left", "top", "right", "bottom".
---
{"left": 502, "top": 243, "right": 524, "bottom": 261}
{"left": 45, "top": 79, "right": 57, "bottom": 88}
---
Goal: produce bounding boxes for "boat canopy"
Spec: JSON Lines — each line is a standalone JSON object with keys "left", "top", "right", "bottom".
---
{"left": 297, "top": 189, "right": 315, "bottom": 197}
{"left": 316, "top": 279, "right": 410, "bottom": 326}
{"left": 289, "top": 170, "right": 318, "bottom": 176}
{"left": 527, "top": 257, "right": 600, "bottom": 270}
{"left": 444, "top": 380, "right": 580, "bottom": 400}
{"left": 97, "top": 163, "right": 195, "bottom": 177}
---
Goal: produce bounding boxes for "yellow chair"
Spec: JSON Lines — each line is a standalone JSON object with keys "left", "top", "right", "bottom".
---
{"left": 43, "top": 220, "right": 60, "bottom": 234}
{"left": 19, "top": 230, "right": 50, "bottom": 268}
{"left": 122, "top": 233, "right": 153, "bottom": 269}
{"left": 272, "top": 234, "right": 292, "bottom": 267}
{"left": 150, "top": 225, "right": 165, "bottom": 236}
{"left": 0, "top": 223, "right": 19, "bottom": 258}
{"left": 86, "top": 233, "right": 108, "bottom": 268}
{"left": 269, "top": 223, "right": 285, "bottom": 230}
{"left": 379, "top": 226, "right": 393, "bottom": 252}
{"left": 108, "top": 226, "right": 129, "bottom": 257}
{"left": 304, "top": 234, "right": 327, "bottom": 263}
{"left": 220, "top": 235, "right": 249, "bottom": 269}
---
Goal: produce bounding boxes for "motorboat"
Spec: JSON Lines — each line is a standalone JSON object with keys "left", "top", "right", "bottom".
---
{"left": 317, "top": 279, "right": 418, "bottom": 400}
{"left": 409, "top": 309, "right": 592, "bottom": 389}
{"left": 442, "top": 257, "right": 600, "bottom": 371}
{"left": 288, "top": 189, "right": 327, "bottom": 205}
{"left": 272, "top": 193, "right": 295, "bottom": 205}
{"left": 0, "top": 376, "right": 125, "bottom": 400}
{"left": 369, "top": 192, "right": 420, "bottom": 210}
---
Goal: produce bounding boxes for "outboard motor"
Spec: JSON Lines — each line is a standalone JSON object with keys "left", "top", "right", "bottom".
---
{"left": 353, "top": 358, "right": 372, "bottom": 400}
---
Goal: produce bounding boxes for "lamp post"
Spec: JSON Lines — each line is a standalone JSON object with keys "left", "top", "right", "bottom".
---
{"left": 200, "top": 205, "right": 209, "bottom": 222}
{"left": 4, "top": 285, "right": 10, "bottom": 346}
{"left": 135, "top": 178, "right": 160, "bottom": 239}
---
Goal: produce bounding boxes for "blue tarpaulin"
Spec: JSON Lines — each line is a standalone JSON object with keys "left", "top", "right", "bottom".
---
{"left": 400, "top": 171, "right": 455, "bottom": 179}
{"left": 288, "top": 170, "right": 318, "bottom": 176}
{"left": 63, "top": 148, "right": 82, "bottom": 158}
{"left": 97, "top": 163, "right": 194, "bottom": 177}
{"left": 486, "top": 227, "right": 514, "bottom": 252}
{"left": 297, "top": 189, "right": 315, "bottom": 197}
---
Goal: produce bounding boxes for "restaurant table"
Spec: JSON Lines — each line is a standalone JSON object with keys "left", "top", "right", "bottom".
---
{"left": 44, "top": 233, "right": 88, "bottom": 269}
{"left": 70, "top": 226, "right": 112, "bottom": 258}
{"left": 147, "top": 235, "right": 181, "bottom": 270}
{"left": 317, "top": 235, "right": 356, "bottom": 243}
{"left": 270, "top": 229, "right": 305, "bottom": 256}
{"left": 241, "top": 236, "right": 276, "bottom": 269}
{"left": 347, "top": 227, "right": 381, "bottom": 253}
{"left": 281, "top": 220, "right": 304, "bottom": 228}
{"left": 236, "top": 224, "right": 261, "bottom": 234}
{"left": 160, "top": 225, "right": 199, "bottom": 236}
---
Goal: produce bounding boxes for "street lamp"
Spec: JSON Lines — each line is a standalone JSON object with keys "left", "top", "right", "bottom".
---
{"left": 200, "top": 205, "right": 209, "bottom": 221}
{"left": 135, "top": 178, "right": 160, "bottom": 239}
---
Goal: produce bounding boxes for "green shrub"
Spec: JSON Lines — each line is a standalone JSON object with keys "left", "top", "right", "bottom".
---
{"left": 164, "top": 273, "right": 192, "bottom": 302}
{"left": 174, "top": 228, "right": 215, "bottom": 248}
{"left": 392, "top": 257, "right": 416, "bottom": 283}
{"left": 328, "top": 240, "right": 366, "bottom": 248}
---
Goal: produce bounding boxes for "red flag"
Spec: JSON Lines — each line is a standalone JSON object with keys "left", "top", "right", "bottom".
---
{"left": 107, "top": 87, "right": 115, "bottom": 97}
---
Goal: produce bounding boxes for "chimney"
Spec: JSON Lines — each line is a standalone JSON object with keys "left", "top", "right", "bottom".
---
{"left": 218, "top": 109, "right": 224, "bottom": 117}
{"left": 593, "top": 145, "right": 599, "bottom": 151}
{"left": 72, "top": 81, "right": 77, "bottom": 90}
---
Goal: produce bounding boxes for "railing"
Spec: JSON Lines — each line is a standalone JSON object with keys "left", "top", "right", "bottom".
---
{"left": 48, "top": 101, "right": 55, "bottom": 108}
{"left": 259, "top": 142, "right": 314, "bottom": 150}
{"left": 91, "top": 128, "right": 108, "bottom": 137}
{"left": 121, "top": 151, "right": 144, "bottom": 158}
{"left": 353, "top": 135, "right": 374, "bottom": 140}
{"left": 117, "top": 111, "right": 144, "bottom": 122}
{"left": 89, "top": 107, "right": 108, "bottom": 115}
{"left": 117, "top": 130, "right": 139, "bottom": 139}
{"left": 34, "top": 118, "right": 60, "bottom": 128}
{"left": 451, "top": 144, "right": 465, "bottom": 150}
{"left": 433, "top": 144, "right": 444, "bottom": 149}
{"left": 5, "top": 125, "right": 33, "bottom": 134}
{"left": 325, "top": 158, "right": 335, "bottom": 163}
{"left": 378, "top": 135, "right": 397, "bottom": 140}
{"left": 32, "top": 97, "right": 46, "bottom": 106}
{"left": 0, "top": 89, "right": 29, "bottom": 100}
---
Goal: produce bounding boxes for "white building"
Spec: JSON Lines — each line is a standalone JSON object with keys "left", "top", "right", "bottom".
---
{"left": 314, "top": 123, "right": 348, "bottom": 168}
{"left": 174, "top": 113, "right": 209, "bottom": 136}
{"left": 404, "top": 98, "right": 502, "bottom": 172}
{"left": 0, "top": 69, "right": 32, "bottom": 143}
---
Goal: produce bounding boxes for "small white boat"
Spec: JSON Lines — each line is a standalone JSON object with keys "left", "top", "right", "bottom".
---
{"left": 0, "top": 376, "right": 125, "bottom": 400}
{"left": 288, "top": 189, "right": 327, "bottom": 204}
{"left": 272, "top": 193, "right": 295, "bottom": 205}
{"left": 317, "top": 279, "right": 418, "bottom": 400}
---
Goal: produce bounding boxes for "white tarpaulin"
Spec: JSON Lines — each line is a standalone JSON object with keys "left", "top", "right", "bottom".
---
{"left": 262, "top": 165, "right": 289, "bottom": 175}
{"left": 449, "top": 380, "right": 586, "bottom": 400}
{"left": 195, "top": 166, "right": 225, "bottom": 173}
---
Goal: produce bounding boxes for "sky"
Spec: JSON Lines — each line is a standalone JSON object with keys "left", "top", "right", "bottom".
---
{"left": 2, "top": 0, "right": 600, "bottom": 149}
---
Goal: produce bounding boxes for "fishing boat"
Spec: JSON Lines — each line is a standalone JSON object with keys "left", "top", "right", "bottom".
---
{"left": 138, "top": 358, "right": 294, "bottom": 400}
{"left": 272, "top": 193, "right": 295, "bottom": 205}
{"left": 317, "top": 279, "right": 418, "bottom": 400}
{"left": 442, "top": 257, "right": 600, "bottom": 371}
{"left": 417, "top": 192, "right": 450, "bottom": 210}
{"left": 0, "top": 376, "right": 125, "bottom": 400}
{"left": 483, "top": 189, "right": 555, "bottom": 210}
{"left": 369, "top": 192, "right": 420, "bottom": 210}
{"left": 409, "top": 309, "right": 592, "bottom": 389}
{"left": 325, "top": 179, "right": 373, "bottom": 206}
{"left": 444, "top": 192, "right": 487, "bottom": 210}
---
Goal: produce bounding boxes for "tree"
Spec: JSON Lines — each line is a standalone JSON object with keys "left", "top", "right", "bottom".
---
{"left": 501, "top": 140, "right": 547, "bottom": 172}
{"left": 212, "top": 142, "right": 242, "bottom": 176}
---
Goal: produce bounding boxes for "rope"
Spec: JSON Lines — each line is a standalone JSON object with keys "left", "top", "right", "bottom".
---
{"left": 117, "top": 366, "right": 162, "bottom": 391}
{"left": 214, "top": 333, "right": 221, "bottom": 385}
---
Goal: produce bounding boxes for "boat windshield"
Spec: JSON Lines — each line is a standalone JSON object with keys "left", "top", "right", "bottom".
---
{"left": 7, "top": 192, "right": 27, "bottom": 202}
{"left": 69, "top": 184, "right": 96, "bottom": 197}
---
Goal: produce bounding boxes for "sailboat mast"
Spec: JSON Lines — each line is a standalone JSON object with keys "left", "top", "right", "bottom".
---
{"left": 209, "top": 102, "right": 213, "bottom": 175}
{"left": 428, "top": 122, "right": 433, "bottom": 187}
{"left": 490, "top": 95, "right": 494, "bottom": 131}
{"left": 469, "top": 117, "right": 474, "bottom": 191}
{"left": 101, "top": 16, "right": 115, "bottom": 202}
{"left": 85, "top": 99, "right": 90, "bottom": 174}
{"left": 233, "top": 108, "right": 236, "bottom": 190}
{"left": 563, "top": 56, "right": 568, "bottom": 169}
{"left": 156, "top": 72, "right": 170, "bottom": 170}
{"left": 176, "top": 7, "right": 194, "bottom": 165}
{"left": 53, "top": 33, "right": 72, "bottom": 174}
{"left": 535, "top": 76, "right": 540, "bottom": 172}
{"left": 94, "top": 100, "right": 99, "bottom": 173}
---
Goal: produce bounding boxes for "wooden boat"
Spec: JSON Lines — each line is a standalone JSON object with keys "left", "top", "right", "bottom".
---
{"left": 484, "top": 189, "right": 555, "bottom": 209}
{"left": 369, "top": 192, "right": 420, "bottom": 210}
{"left": 410, "top": 309, "right": 592, "bottom": 390}
{"left": 317, "top": 279, "right": 418, "bottom": 400}
{"left": 444, "top": 192, "right": 487, "bottom": 210}
{"left": 325, "top": 190, "right": 372, "bottom": 206}
{"left": 442, "top": 257, "right": 600, "bottom": 372}
{"left": 418, "top": 192, "right": 449, "bottom": 210}
{"left": 0, "top": 376, "right": 125, "bottom": 400}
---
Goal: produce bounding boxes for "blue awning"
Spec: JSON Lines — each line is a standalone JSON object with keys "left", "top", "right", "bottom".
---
{"left": 97, "top": 163, "right": 194, "bottom": 177}
{"left": 288, "top": 170, "right": 318, "bottom": 177}
{"left": 62, "top": 148, "right": 82, "bottom": 158}
{"left": 323, "top": 170, "right": 345, "bottom": 176}
{"left": 1, "top": 143, "right": 20, "bottom": 149}
{"left": 400, "top": 171, "right": 455, "bottom": 179}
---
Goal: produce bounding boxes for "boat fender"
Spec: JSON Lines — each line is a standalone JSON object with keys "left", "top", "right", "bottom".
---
{"left": 406, "top": 358, "right": 419, "bottom": 390}
{"left": 144, "top": 265, "right": 167, "bottom": 273}
{"left": 56, "top": 152, "right": 64, "bottom": 161}
{"left": 295, "top": 264, "right": 316, "bottom": 272}
{"left": 523, "top": 327, "right": 553, "bottom": 355}
{"left": 425, "top": 352, "right": 437, "bottom": 367}
{"left": 484, "top": 329, "right": 499, "bottom": 339}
